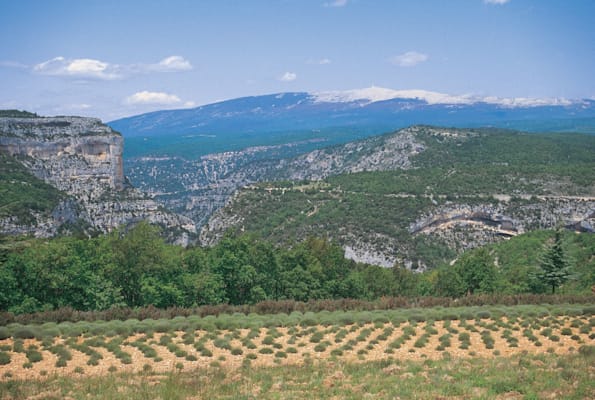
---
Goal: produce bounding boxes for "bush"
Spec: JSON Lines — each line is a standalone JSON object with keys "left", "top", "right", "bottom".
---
{"left": 309, "top": 331, "right": 324, "bottom": 343}
{"left": 12, "top": 327, "right": 37, "bottom": 339}
{"left": 0, "top": 352, "right": 10, "bottom": 365}
{"left": 200, "top": 348, "right": 213, "bottom": 357}
{"left": 476, "top": 311, "right": 492, "bottom": 320}
{"left": 25, "top": 349, "right": 43, "bottom": 363}
{"left": 313, "top": 343, "right": 327, "bottom": 352}
{"left": 0, "top": 327, "right": 10, "bottom": 340}
{"left": 259, "top": 347, "right": 273, "bottom": 354}
{"left": 275, "top": 351, "right": 287, "bottom": 358}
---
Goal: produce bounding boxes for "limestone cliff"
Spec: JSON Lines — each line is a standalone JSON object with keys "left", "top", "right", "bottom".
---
{"left": 0, "top": 115, "right": 196, "bottom": 243}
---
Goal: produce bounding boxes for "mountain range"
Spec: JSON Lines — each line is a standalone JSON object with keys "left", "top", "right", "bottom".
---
{"left": 110, "top": 87, "right": 595, "bottom": 154}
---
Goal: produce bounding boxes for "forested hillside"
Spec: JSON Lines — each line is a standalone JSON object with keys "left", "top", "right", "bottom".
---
{"left": 201, "top": 127, "right": 595, "bottom": 268}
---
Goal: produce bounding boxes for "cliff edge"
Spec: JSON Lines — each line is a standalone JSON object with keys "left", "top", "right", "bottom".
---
{"left": 0, "top": 113, "right": 196, "bottom": 243}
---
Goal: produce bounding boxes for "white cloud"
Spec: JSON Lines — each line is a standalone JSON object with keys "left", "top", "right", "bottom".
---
{"left": 125, "top": 91, "right": 182, "bottom": 105}
{"left": 484, "top": 0, "right": 510, "bottom": 4}
{"left": 32, "top": 55, "right": 193, "bottom": 80}
{"left": 183, "top": 101, "right": 196, "bottom": 108}
{"left": 152, "top": 56, "right": 193, "bottom": 71}
{"left": 307, "top": 58, "right": 332, "bottom": 65}
{"left": 279, "top": 72, "right": 297, "bottom": 82}
{"left": 33, "top": 57, "right": 121, "bottom": 80}
{"left": 390, "top": 51, "right": 429, "bottom": 67}
{"left": 325, "top": 0, "right": 348, "bottom": 7}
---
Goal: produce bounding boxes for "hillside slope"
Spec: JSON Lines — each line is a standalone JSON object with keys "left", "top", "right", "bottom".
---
{"left": 200, "top": 126, "right": 595, "bottom": 268}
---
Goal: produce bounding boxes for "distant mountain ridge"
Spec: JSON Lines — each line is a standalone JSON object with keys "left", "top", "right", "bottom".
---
{"left": 109, "top": 87, "right": 595, "bottom": 142}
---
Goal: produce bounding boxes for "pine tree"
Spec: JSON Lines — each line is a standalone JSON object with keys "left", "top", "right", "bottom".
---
{"left": 537, "top": 229, "right": 571, "bottom": 294}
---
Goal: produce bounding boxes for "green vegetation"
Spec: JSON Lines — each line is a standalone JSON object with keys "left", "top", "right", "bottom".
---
{"left": 206, "top": 128, "right": 594, "bottom": 269}
{"left": 1, "top": 221, "right": 592, "bottom": 315}
{"left": 0, "top": 153, "right": 65, "bottom": 225}
{"left": 537, "top": 229, "right": 572, "bottom": 293}
{"left": 0, "top": 110, "right": 38, "bottom": 118}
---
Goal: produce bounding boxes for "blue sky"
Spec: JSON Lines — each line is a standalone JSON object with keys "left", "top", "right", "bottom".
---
{"left": 1, "top": 0, "right": 594, "bottom": 121}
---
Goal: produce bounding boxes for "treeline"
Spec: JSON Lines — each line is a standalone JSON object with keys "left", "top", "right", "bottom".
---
{"left": 0, "top": 223, "right": 592, "bottom": 314}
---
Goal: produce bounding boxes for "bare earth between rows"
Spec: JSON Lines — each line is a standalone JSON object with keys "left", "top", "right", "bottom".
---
{"left": 0, "top": 316, "right": 592, "bottom": 381}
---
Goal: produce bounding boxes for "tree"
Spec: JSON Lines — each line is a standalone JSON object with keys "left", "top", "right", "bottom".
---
{"left": 537, "top": 229, "right": 571, "bottom": 294}
{"left": 455, "top": 248, "right": 497, "bottom": 295}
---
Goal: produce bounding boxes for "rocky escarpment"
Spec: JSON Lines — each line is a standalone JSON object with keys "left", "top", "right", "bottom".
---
{"left": 276, "top": 127, "right": 425, "bottom": 180}
{"left": 0, "top": 116, "right": 125, "bottom": 196}
{"left": 0, "top": 115, "right": 196, "bottom": 242}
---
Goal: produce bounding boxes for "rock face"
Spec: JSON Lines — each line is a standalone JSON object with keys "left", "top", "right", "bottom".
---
{"left": 0, "top": 115, "right": 196, "bottom": 242}
{"left": 0, "top": 116, "right": 125, "bottom": 196}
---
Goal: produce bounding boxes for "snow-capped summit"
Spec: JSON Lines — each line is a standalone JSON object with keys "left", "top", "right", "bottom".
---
{"left": 311, "top": 86, "right": 572, "bottom": 108}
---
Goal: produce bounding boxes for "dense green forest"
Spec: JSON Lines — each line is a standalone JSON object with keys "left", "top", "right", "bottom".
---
{"left": 0, "top": 223, "right": 592, "bottom": 314}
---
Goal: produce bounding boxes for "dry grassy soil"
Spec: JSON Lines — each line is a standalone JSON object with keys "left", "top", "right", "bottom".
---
{"left": 1, "top": 315, "right": 592, "bottom": 381}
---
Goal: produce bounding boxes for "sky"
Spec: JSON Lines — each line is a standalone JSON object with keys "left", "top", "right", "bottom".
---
{"left": 1, "top": 0, "right": 594, "bottom": 121}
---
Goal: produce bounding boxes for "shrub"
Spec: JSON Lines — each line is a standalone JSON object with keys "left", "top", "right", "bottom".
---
{"left": 262, "top": 335, "right": 275, "bottom": 345}
{"left": 0, "top": 327, "right": 10, "bottom": 340}
{"left": 174, "top": 349, "right": 187, "bottom": 358}
{"left": 480, "top": 330, "right": 495, "bottom": 349}
{"left": 87, "top": 356, "right": 101, "bottom": 366}
{"left": 259, "top": 347, "right": 273, "bottom": 354}
{"left": 476, "top": 311, "right": 492, "bottom": 320}
{"left": 275, "top": 351, "right": 287, "bottom": 358}
{"left": 413, "top": 335, "right": 429, "bottom": 348}
{"left": 549, "top": 335, "right": 560, "bottom": 342}
{"left": 309, "top": 332, "right": 324, "bottom": 343}
{"left": 12, "top": 340, "right": 25, "bottom": 353}
{"left": 0, "top": 352, "right": 10, "bottom": 365}
{"left": 314, "top": 343, "right": 327, "bottom": 352}
{"left": 231, "top": 347, "right": 243, "bottom": 356}
{"left": 200, "top": 348, "right": 213, "bottom": 357}
{"left": 13, "top": 327, "right": 37, "bottom": 339}
{"left": 25, "top": 349, "right": 43, "bottom": 363}
{"left": 408, "top": 314, "right": 426, "bottom": 323}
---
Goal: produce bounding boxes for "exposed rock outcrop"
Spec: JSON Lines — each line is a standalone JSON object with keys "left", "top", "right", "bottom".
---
{"left": 0, "top": 115, "right": 196, "bottom": 242}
